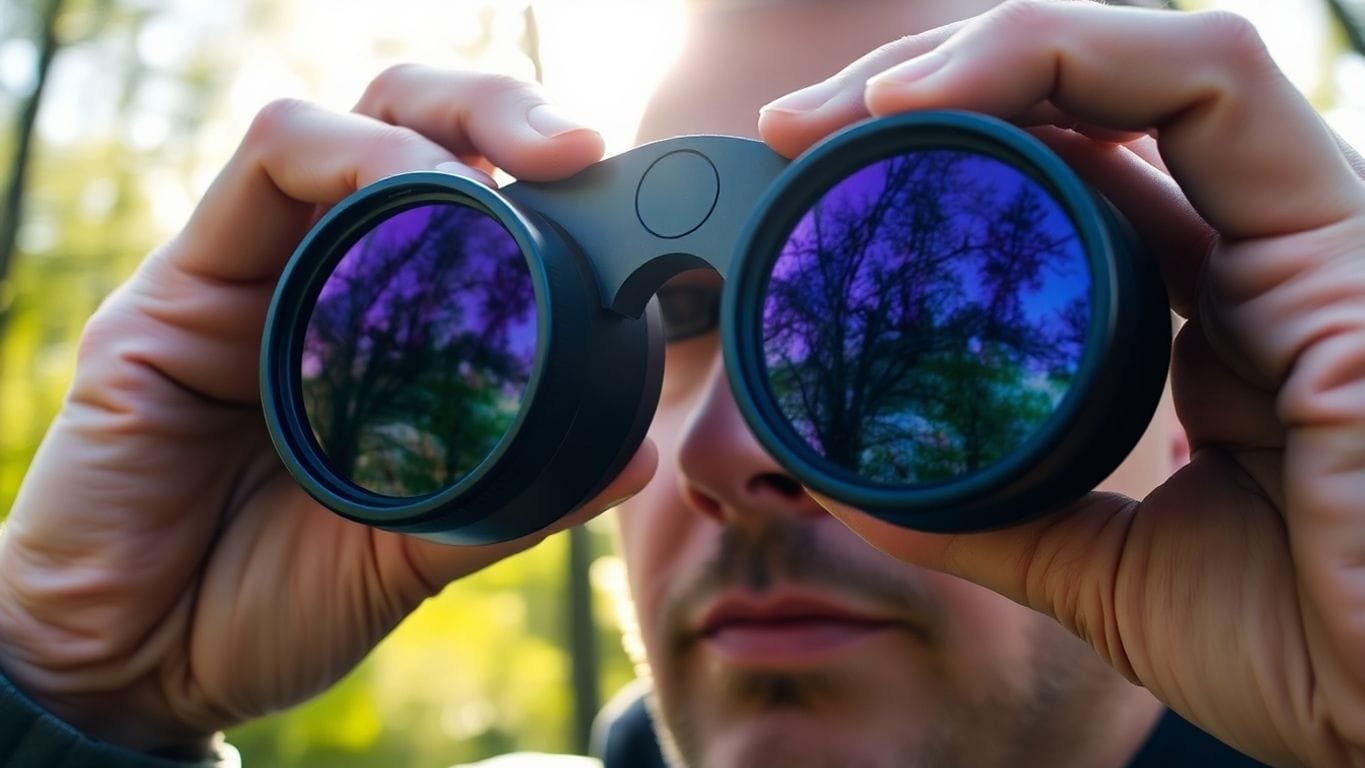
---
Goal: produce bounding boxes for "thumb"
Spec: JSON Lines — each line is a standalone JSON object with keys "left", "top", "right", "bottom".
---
{"left": 815, "top": 491, "right": 1139, "bottom": 675}
{"left": 399, "top": 437, "right": 660, "bottom": 592}
{"left": 812, "top": 386, "right": 1189, "bottom": 678}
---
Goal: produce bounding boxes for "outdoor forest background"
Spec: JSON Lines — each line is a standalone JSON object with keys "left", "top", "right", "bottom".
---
{"left": 0, "top": 0, "right": 1362, "bottom": 766}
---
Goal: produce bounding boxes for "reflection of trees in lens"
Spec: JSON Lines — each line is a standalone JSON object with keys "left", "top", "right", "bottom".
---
{"left": 762, "top": 151, "right": 1089, "bottom": 485}
{"left": 301, "top": 204, "right": 536, "bottom": 497}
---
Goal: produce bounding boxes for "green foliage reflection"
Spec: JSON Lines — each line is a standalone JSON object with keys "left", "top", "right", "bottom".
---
{"left": 302, "top": 205, "right": 537, "bottom": 498}
{"left": 762, "top": 152, "right": 1087, "bottom": 485}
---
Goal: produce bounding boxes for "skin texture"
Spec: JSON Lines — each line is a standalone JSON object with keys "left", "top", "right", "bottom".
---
{"left": 616, "top": 2, "right": 1166, "bottom": 765}
{"left": 760, "top": 4, "right": 1365, "bottom": 766}
{"left": 0, "top": 1, "right": 1362, "bottom": 766}
{"left": 0, "top": 73, "right": 654, "bottom": 757}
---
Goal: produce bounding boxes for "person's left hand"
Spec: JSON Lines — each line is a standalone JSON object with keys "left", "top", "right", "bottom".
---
{"left": 757, "top": 2, "right": 1365, "bottom": 766}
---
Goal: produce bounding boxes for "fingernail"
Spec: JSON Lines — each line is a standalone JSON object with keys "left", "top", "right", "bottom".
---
{"left": 526, "top": 103, "right": 596, "bottom": 139}
{"left": 760, "top": 79, "right": 842, "bottom": 115}
{"left": 867, "top": 51, "right": 950, "bottom": 90}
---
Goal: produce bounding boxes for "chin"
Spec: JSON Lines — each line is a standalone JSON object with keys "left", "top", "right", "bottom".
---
{"left": 656, "top": 680, "right": 932, "bottom": 768}
{"left": 699, "top": 714, "right": 910, "bottom": 768}
{"left": 649, "top": 639, "right": 943, "bottom": 767}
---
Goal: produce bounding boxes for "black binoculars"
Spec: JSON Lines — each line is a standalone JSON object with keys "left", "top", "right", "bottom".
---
{"left": 261, "top": 110, "right": 1170, "bottom": 543}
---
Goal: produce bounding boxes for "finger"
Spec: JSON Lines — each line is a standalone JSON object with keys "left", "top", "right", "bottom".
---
{"left": 397, "top": 437, "right": 660, "bottom": 591}
{"left": 173, "top": 98, "right": 467, "bottom": 283}
{"left": 862, "top": 1, "right": 1365, "bottom": 241}
{"left": 1028, "top": 126, "right": 1213, "bottom": 317}
{"left": 756, "top": 20, "right": 967, "bottom": 157}
{"left": 104, "top": 101, "right": 494, "bottom": 405}
{"left": 1331, "top": 124, "right": 1365, "bottom": 180}
{"left": 353, "top": 64, "right": 605, "bottom": 181}
{"left": 813, "top": 472, "right": 1306, "bottom": 765}
{"left": 810, "top": 492, "right": 1129, "bottom": 628}
{"left": 1015, "top": 101, "right": 1149, "bottom": 144}
{"left": 179, "top": 64, "right": 608, "bottom": 285}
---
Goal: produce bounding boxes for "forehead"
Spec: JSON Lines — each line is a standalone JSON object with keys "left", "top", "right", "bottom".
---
{"left": 637, "top": 0, "right": 1174, "bottom": 140}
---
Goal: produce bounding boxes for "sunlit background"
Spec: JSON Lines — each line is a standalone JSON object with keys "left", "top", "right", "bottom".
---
{"left": 0, "top": 0, "right": 1361, "bottom": 765}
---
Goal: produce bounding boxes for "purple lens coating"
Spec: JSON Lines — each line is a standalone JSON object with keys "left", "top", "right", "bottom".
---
{"left": 761, "top": 150, "right": 1090, "bottom": 486}
{"left": 301, "top": 203, "right": 537, "bottom": 498}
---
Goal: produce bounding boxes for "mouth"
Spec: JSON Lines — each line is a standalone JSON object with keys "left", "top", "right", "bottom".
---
{"left": 695, "top": 592, "right": 913, "bottom": 667}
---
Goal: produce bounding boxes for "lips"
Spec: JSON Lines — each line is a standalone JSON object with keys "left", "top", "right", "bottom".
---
{"left": 696, "top": 593, "right": 909, "bottom": 666}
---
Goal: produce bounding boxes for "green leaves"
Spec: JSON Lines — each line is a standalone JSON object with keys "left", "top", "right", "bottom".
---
{"left": 226, "top": 527, "right": 635, "bottom": 767}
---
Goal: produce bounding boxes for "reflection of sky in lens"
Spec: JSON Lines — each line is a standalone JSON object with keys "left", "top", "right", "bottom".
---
{"left": 761, "top": 150, "right": 1091, "bottom": 486}
{"left": 302, "top": 203, "right": 537, "bottom": 498}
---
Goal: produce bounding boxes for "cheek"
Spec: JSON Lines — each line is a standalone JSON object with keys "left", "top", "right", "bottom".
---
{"left": 615, "top": 474, "right": 688, "bottom": 611}
{"left": 617, "top": 341, "right": 719, "bottom": 574}
{"left": 922, "top": 571, "right": 1055, "bottom": 685}
{"left": 614, "top": 396, "right": 712, "bottom": 642}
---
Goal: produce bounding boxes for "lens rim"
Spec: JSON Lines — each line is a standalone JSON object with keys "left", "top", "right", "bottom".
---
{"left": 262, "top": 172, "right": 555, "bottom": 529}
{"left": 723, "top": 110, "right": 1122, "bottom": 530}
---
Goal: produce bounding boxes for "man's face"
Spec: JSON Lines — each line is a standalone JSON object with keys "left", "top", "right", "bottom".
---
{"left": 614, "top": 270, "right": 1173, "bottom": 767}
{"left": 610, "top": 2, "right": 1175, "bottom": 766}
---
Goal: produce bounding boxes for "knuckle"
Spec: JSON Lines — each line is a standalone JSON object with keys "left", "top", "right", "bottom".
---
{"left": 1195, "top": 10, "right": 1273, "bottom": 70}
{"left": 371, "top": 61, "right": 428, "bottom": 89}
{"left": 369, "top": 121, "right": 430, "bottom": 156}
{"left": 241, "top": 97, "right": 315, "bottom": 155}
{"left": 842, "top": 27, "right": 947, "bottom": 90}
{"left": 989, "top": 0, "right": 1062, "bottom": 34}
{"left": 860, "top": 35, "right": 926, "bottom": 78}
{"left": 357, "top": 62, "right": 428, "bottom": 113}
{"left": 467, "top": 71, "right": 544, "bottom": 109}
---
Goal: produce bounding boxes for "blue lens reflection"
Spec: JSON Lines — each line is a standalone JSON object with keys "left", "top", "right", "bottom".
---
{"left": 302, "top": 203, "right": 537, "bottom": 498}
{"left": 761, "top": 150, "right": 1090, "bottom": 486}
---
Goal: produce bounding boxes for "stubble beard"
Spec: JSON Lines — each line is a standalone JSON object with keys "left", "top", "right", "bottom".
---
{"left": 633, "top": 519, "right": 1107, "bottom": 768}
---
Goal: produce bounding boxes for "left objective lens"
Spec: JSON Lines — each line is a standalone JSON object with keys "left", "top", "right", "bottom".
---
{"left": 300, "top": 202, "right": 538, "bottom": 498}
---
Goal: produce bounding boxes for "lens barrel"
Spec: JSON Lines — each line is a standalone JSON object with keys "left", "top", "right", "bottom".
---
{"left": 261, "top": 173, "right": 663, "bottom": 544}
{"left": 263, "top": 111, "right": 1170, "bottom": 540}
{"left": 723, "top": 111, "right": 1170, "bottom": 531}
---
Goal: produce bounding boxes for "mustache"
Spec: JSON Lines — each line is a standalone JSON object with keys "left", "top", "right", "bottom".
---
{"left": 661, "top": 518, "right": 943, "bottom": 651}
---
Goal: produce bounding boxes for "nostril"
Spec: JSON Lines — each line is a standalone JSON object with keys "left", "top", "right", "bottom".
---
{"left": 684, "top": 484, "right": 724, "bottom": 520}
{"left": 748, "top": 472, "right": 803, "bottom": 498}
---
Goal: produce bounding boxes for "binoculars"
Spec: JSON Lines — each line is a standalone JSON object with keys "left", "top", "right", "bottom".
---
{"left": 261, "top": 110, "right": 1170, "bottom": 543}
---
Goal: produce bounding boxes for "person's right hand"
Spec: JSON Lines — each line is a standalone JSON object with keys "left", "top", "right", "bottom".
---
{"left": 0, "top": 65, "right": 658, "bottom": 760}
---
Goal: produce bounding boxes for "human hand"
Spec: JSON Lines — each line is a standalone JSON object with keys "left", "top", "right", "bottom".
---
{"left": 0, "top": 65, "right": 657, "bottom": 759}
{"left": 758, "top": 2, "right": 1365, "bottom": 766}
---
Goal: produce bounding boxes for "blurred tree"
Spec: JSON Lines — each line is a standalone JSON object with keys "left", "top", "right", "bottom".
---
{"left": 1327, "top": 0, "right": 1364, "bottom": 54}
{"left": 0, "top": 0, "right": 240, "bottom": 511}
{"left": 1, "top": 0, "right": 63, "bottom": 334}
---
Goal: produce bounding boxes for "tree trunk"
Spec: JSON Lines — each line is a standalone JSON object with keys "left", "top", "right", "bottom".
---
{"left": 1326, "top": 0, "right": 1364, "bottom": 55}
{"left": 0, "top": 0, "right": 64, "bottom": 320}
{"left": 567, "top": 524, "right": 602, "bottom": 755}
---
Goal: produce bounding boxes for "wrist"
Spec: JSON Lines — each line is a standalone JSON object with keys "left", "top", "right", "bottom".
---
{"left": 0, "top": 663, "right": 220, "bottom": 763}
{"left": 0, "top": 671, "right": 234, "bottom": 763}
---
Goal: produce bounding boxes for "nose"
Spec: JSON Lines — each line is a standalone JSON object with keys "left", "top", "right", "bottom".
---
{"left": 675, "top": 361, "right": 827, "bottom": 525}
